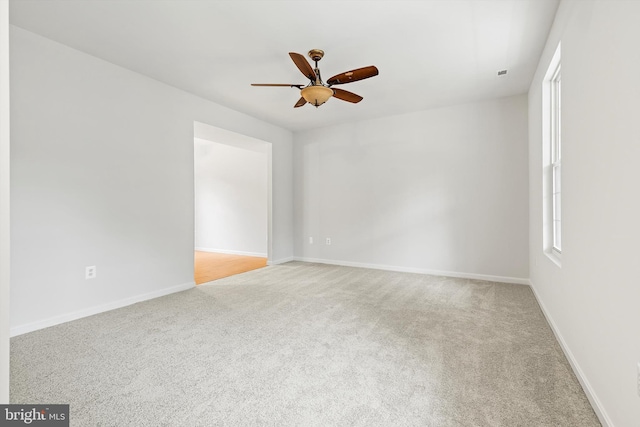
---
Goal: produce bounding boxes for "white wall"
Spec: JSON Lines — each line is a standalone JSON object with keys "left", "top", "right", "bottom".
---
{"left": 0, "top": 0, "right": 11, "bottom": 404}
{"left": 10, "top": 26, "right": 293, "bottom": 335}
{"left": 528, "top": 1, "right": 640, "bottom": 426}
{"left": 195, "top": 137, "right": 268, "bottom": 257}
{"left": 293, "top": 94, "right": 529, "bottom": 283}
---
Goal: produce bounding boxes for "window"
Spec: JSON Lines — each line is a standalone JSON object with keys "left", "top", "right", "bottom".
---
{"left": 551, "top": 64, "right": 561, "bottom": 254}
{"left": 543, "top": 43, "right": 561, "bottom": 265}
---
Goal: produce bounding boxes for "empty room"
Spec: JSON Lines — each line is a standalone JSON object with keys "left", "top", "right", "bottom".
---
{"left": 1, "top": 0, "right": 639, "bottom": 426}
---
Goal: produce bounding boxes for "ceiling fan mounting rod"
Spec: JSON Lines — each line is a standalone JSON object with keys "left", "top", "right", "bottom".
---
{"left": 313, "top": 68, "right": 323, "bottom": 86}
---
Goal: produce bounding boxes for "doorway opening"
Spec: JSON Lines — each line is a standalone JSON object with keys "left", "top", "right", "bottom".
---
{"left": 193, "top": 121, "right": 272, "bottom": 284}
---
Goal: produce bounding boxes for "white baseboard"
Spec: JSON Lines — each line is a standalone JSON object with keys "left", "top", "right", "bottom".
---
{"left": 10, "top": 281, "right": 195, "bottom": 337}
{"left": 293, "top": 257, "right": 529, "bottom": 285}
{"left": 529, "top": 281, "right": 612, "bottom": 427}
{"left": 268, "top": 256, "right": 294, "bottom": 265}
{"left": 196, "top": 247, "right": 267, "bottom": 258}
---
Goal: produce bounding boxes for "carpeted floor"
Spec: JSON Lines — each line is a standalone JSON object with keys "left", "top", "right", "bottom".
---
{"left": 10, "top": 262, "right": 600, "bottom": 426}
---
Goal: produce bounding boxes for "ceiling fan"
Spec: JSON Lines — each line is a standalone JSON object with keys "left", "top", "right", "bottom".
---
{"left": 252, "top": 49, "right": 379, "bottom": 108}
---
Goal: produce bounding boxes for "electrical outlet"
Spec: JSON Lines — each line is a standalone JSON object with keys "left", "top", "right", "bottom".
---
{"left": 326, "top": 237, "right": 331, "bottom": 245}
{"left": 309, "top": 237, "right": 313, "bottom": 244}
{"left": 85, "top": 266, "right": 96, "bottom": 279}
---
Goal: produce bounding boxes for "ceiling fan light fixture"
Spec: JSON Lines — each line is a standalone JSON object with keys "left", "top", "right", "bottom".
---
{"left": 301, "top": 85, "right": 333, "bottom": 107}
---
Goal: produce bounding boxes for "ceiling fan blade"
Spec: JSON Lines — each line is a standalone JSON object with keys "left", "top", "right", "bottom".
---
{"left": 294, "top": 97, "right": 307, "bottom": 108}
{"left": 251, "top": 83, "right": 303, "bottom": 88}
{"left": 289, "top": 52, "right": 316, "bottom": 81}
{"left": 332, "top": 88, "right": 363, "bottom": 103}
{"left": 327, "top": 66, "right": 379, "bottom": 85}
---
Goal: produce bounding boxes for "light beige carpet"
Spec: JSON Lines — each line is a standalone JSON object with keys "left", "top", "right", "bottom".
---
{"left": 11, "top": 262, "right": 600, "bottom": 426}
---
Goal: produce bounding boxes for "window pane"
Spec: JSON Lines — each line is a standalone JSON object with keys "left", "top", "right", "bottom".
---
{"left": 552, "top": 164, "right": 561, "bottom": 252}
{"left": 553, "top": 164, "right": 561, "bottom": 195}
{"left": 557, "top": 77, "right": 561, "bottom": 158}
{"left": 553, "top": 192, "right": 561, "bottom": 223}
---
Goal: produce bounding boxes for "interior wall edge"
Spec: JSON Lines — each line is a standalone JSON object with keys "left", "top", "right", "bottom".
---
{"left": 10, "top": 281, "right": 195, "bottom": 338}
{"left": 293, "top": 257, "right": 530, "bottom": 286}
{"left": 0, "top": 0, "right": 11, "bottom": 404}
{"left": 267, "top": 256, "right": 295, "bottom": 266}
{"left": 529, "top": 279, "right": 613, "bottom": 427}
{"left": 195, "top": 247, "right": 267, "bottom": 258}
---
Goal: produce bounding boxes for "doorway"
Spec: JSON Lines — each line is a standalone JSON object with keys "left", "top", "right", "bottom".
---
{"left": 193, "top": 121, "right": 272, "bottom": 284}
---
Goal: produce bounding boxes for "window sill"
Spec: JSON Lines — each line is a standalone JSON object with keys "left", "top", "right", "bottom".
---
{"left": 544, "top": 250, "right": 562, "bottom": 268}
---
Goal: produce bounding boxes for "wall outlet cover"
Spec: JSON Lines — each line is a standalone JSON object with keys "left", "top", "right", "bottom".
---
{"left": 85, "top": 266, "right": 96, "bottom": 279}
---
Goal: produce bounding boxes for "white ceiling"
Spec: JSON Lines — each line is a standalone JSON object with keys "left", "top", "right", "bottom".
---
{"left": 9, "top": 0, "right": 559, "bottom": 132}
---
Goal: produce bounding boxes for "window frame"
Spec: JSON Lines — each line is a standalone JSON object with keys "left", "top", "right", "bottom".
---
{"left": 550, "top": 64, "right": 561, "bottom": 255}
{"left": 542, "top": 43, "right": 562, "bottom": 267}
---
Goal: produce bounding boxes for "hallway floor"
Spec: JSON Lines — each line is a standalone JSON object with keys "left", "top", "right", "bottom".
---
{"left": 194, "top": 251, "right": 267, "bottom": 284}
